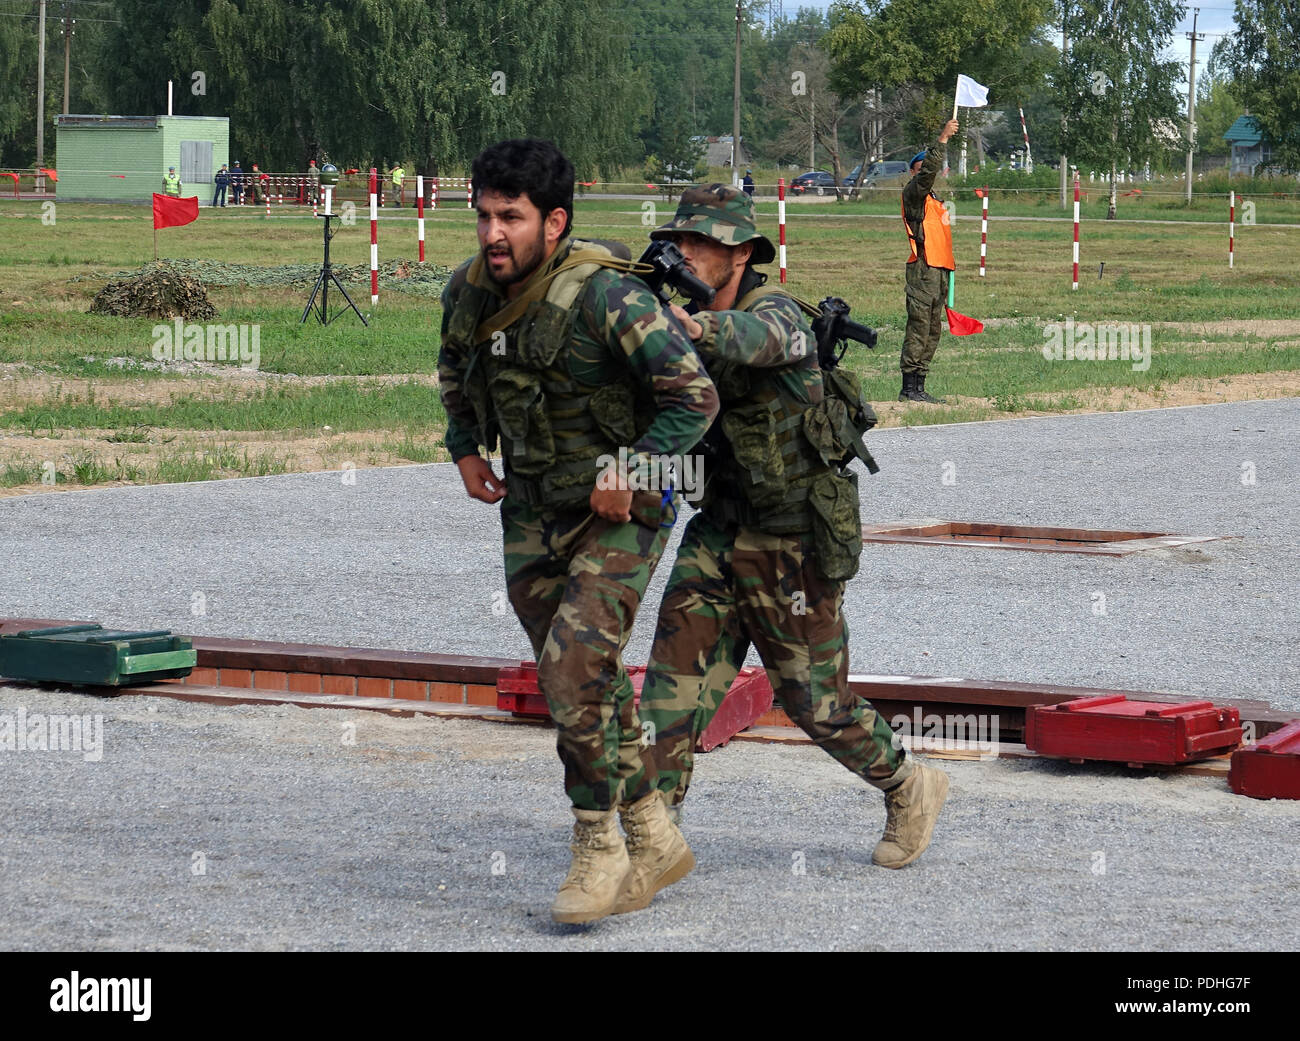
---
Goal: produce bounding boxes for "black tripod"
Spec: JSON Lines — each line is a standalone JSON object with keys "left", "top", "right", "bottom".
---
{"left": 300, "top": 204, "right": 368, "bottom": 326}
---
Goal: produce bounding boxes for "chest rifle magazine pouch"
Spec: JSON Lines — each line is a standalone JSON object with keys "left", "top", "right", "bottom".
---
{"left": 720, "top": 402, "right": 785, "bottom": 508}
{"left": 808, "top": 468, "right": 862, "bottom": 581}
{"left": 489, "top": 368, "right": 554, "bottom": 476}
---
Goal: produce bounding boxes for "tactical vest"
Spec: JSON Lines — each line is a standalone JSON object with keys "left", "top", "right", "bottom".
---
{"left": 902, "top": 194, "right": 955, "bottom": 269}
{"left": 442, "top": 239, "right": 650, "bottom": 509}
{"left": 163, "top": 173, "right": 180, "bottom": 196}
{"left": 700, "top": 283, "right": 847, "bottom": 536}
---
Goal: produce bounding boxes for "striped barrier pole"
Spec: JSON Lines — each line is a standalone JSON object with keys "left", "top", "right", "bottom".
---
{"left": 979, "top": 186, "right": 988, "bottom": 277}
{"left": 369, "top": 168, "right": 379, "bottom": 306}
{"left": 1229, "top": 190, "right": 1235, "bottom": 269}
{"left": 466, "top": 177, "right": 473, "bottom": 208}
{"left": 1019, "top": 107, "right": 1033, "bottom": 172}
{"left": 778, "top": 177, "right": 787, "bottom": 284}
{"left": 1072, "top": 174, "right": 1080, "bottom": 290}
{"left": 431, "top": 177, "right": 439, "bottom": 211}
{"left": 417, "top": 175, "right": 425, "bottom": 264}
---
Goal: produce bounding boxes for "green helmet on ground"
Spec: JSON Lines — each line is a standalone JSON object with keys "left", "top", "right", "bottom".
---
{"left": 651, "top": 183, "right": 776, "bottom": 264}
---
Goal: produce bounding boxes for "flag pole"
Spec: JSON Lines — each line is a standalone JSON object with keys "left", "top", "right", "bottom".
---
{"left": 153, "top": 224, "right": 157, "bottom": 262}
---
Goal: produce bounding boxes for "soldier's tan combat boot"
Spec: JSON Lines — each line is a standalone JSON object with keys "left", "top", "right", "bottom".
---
{"left": 872, "top": 762, "right": 950, "bottom": 869}
{"left": 612, "top": 791, "right": 695, "bottom": 914}
{"left": 551, "top": 807, "right": 630, "bottom": 925}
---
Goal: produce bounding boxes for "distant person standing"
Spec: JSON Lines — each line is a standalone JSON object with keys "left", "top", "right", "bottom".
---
{"left": 213, "top": 164, "right": 229, "bottom": 207}
{"left": 251, "top": 163, "right": 268, "bottom": 204}
{"left": 899, "top": 118, "right": 959, "bottom": 404}
{"left": 230, "top": 161, "right": 244, "bottom": 205}
{"left": 391, "top": 163, "right": 405, "bottom": 207}
{"left": 741, "top": 170, "right": 754, "bottom": 196}
{"left": 162, "top": 166, "right": 181, "bottom": 197}
{"left": 306, "top": 159, "right": 320, "bottom": 206}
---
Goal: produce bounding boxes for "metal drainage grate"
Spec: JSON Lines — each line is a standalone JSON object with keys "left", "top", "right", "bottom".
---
{"left": 859, "top": 520, "right": 1231, "bottom": 556}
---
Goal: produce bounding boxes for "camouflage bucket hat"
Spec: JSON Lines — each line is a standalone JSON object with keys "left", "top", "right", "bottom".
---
{"left": 651, "top": 183, "right": 776, "bottom": 265}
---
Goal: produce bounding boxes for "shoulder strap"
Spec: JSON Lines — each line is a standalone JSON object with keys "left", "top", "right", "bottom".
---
{"left": 471, "top": 249, "right": 654, "bottom": 342}
{"left": 734, "top": 285, "right": 822, "bottom": 320}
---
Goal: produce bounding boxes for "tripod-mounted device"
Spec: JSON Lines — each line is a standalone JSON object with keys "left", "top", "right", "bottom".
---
{"left": 300, "top": 164, "right": 368, "bottom": 327}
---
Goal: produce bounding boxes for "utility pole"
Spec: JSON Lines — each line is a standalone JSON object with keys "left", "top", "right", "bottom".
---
{"left": 1059, "top": 6, "right": 1068, "bottom": 208}
{"left": 732, "top": 1, "right": 742, "bottom": 184}
{"left": 36, "top": 0, "right": 47, "bottom": 192}
{"left": 1185, "top": 8, "right": 1204, "bottom": 204}
{"left": 62, "top": 4, "right": 75, "bottom": 115}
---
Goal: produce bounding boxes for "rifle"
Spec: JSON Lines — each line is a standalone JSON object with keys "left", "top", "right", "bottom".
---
{"left": 809, "top": 296, "right": 877, "bottom": 371}
{"left": 636, "top": 240, "right": 716, "bottom": 307}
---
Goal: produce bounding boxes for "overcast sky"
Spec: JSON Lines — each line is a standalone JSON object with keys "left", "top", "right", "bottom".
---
{"left": 779, "top": 2, "right": 1239, "bottom": 83}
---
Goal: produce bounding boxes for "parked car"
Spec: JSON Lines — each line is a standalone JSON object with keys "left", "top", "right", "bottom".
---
{"left": 789, "top": 171, "right": 838, "bottom": 196}
{"left": 843, "top": 160, "right": 912, "bottom": 188}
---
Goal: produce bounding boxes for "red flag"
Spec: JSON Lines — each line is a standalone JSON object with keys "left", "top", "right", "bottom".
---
{"left": 152, "top": 192, "right": 198, "bottom": 229}
{"left": 945, "top": 307, "right": 984, "bottom": 336}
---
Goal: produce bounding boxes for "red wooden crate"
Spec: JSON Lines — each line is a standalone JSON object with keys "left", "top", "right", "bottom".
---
{"left": 1229, "top": 720, "right": 1300, "bottom": 800}
{"left": 496, "top": 662, "right": 773, "bottom": 751}
{"left": 1025, "top": 695, "right": 1242, "bottom": 767}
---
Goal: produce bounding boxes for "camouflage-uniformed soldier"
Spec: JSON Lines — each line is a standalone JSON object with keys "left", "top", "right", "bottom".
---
{"left": 437, "top": 139, "right": 717, "bottom": 924}
{"left": 900, "top": 118, "right": 960, "bottom": 404}
{"left": 626, "top": 185, "right": 949, "bottom": 895}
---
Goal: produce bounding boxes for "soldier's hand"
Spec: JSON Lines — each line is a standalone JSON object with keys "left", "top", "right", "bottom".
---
{"left": 939, "top": 118, "right": 960, "bottom": 144}
{"left": 456, "top": 454, "right": 506, "bottom": 504}
{"left": 669, "top": 304, "right": 704, "bottom": 341}
{"left": 590, "top": 463, "right": 633, "bottom": 522}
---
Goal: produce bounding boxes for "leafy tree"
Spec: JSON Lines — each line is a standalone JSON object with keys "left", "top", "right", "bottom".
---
{"left": 1193, "top": 72, "right": 1243, "bottom": 160}
{"left": 826, "top": 0, "right": 1055, "bottom": 145}
{"left": 0, "top": 0, "right": 110, "bottom": 167}
{"left": 1211, "top": 0, "right": 1300, "bottom": 173}
{"left": 1056, "top": 0, "right": 1187, "bottom": 217}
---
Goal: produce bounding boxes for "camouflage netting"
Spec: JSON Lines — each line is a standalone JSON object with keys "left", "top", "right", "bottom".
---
{"left": 77, "top": 258, "right": 452, "bottom": 299}
{"left": 88, "top": 264, "right": 219, "bottom": 320}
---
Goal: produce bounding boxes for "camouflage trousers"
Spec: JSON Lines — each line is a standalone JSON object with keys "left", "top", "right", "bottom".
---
{"left": 633, "top": 511, "right": 910, "bottom": 808}
{"left": 902, "top": 258, "right": 951, "bottom": 376}
{"left": 501, "top": 490, "right": 674, "bottom": 812}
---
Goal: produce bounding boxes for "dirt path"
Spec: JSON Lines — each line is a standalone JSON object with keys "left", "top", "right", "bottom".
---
{"left": 4, "top": 371, "right": 1296, "bottom": 497}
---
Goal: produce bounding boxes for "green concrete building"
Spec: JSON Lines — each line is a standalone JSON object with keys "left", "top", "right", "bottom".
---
{"left": 54, "top": 114, "right": 230, "bottom": 204}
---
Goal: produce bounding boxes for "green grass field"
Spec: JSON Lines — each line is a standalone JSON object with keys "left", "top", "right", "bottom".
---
{"left": 1, "top": 191, "right": 1297, "bottom": 492}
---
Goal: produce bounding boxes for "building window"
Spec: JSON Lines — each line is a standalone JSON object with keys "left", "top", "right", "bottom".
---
{"left": 181, "top": 140, "right": 213, "bottom": 185}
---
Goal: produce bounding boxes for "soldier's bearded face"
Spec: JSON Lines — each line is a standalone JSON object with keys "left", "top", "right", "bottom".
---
{"left": 476, "top": 189, "right": 554, "bottom": 287}
{"left": 669, "top": 231, "right": 739, "bottom": 292}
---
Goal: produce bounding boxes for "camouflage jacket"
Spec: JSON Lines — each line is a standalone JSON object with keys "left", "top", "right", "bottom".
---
{"left": 901, "top": 142, "right": 945, "bottom": 230}
{"left": 688, "top": 269, "right": 831, "bottom": 533}
{"left": 438, "top": 237, "right": 718, "bottom": 474}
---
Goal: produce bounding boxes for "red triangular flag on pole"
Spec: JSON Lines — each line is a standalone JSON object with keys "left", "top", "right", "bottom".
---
{"left": 152, "top": 193, "right": 198, "bottom": 229}
{"left": 945, "top": 307, "right": 984, "bottom": 336}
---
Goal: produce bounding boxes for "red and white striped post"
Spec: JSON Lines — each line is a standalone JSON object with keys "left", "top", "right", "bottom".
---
{"left": 264, "top": 187, "right": 270, "bottom": 219}
{"left": 979, "top": 186, "right": 988, "bottom": 276}
{"left": 466, "top": 177, "right": 473, "bottom": 209}
{"left": 777, "top": 177, "right": 787, "bottom": 284}
{"left": 416, "top": 174, "right": 425, "bottom": 264}
{"left": 431, "top": 177, "right": 439, "bottom": 211}
{"left": 1018, "top": 107, "right": 1032, "bottom": 171}
{"left": 1071, "top": 174, "right": 1080, "bottom": 290}
{"left": 369, "top": 168, "right": 379, "bottom": 306}
{"left": 1229, "top": 190, "right": 1235, "bottom": 269}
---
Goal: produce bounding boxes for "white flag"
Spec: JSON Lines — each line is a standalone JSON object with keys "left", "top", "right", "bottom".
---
{"left": 955, "top": 74, "right": 990, "bottom": 108}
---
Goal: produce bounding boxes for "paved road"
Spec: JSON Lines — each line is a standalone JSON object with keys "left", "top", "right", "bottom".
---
{"left": 1, "top": 399, "right": 1296, "bottom": 950}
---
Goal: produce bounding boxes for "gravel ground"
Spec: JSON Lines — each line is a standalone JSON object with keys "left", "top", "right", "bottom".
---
{"left": 2, "top": 398, "right": 1295, "bottom": 708}
{"left": 3, "top": 684, "right": 1296, "bottom": 952}
{"left": 2, "top": 399, "right": 1297, "bottom": 951}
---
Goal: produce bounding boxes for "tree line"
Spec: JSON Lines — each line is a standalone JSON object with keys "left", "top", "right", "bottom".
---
{"left": 0, "top": 0, "right": 1294, "bottom": 181}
